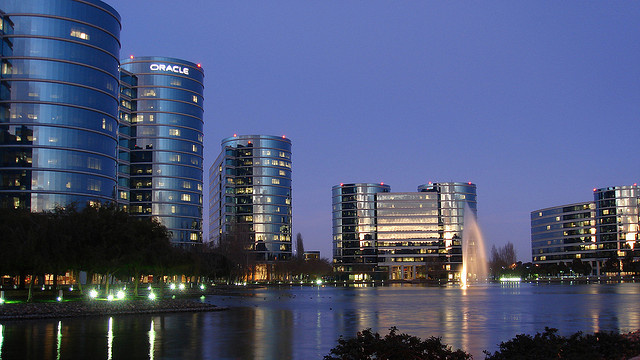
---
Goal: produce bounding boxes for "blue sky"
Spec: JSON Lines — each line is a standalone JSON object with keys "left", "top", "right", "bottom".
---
{"left": 107, "top": 0, "right": 640, "bottom": 261}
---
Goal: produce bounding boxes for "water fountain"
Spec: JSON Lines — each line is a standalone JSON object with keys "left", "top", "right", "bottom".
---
{"left": 460, "top": 203, "right": 488, "bottom": 287}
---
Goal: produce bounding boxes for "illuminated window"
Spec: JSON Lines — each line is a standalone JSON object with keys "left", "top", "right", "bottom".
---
{"left": 181, "top": 194, "right": 191, "bottom": 201}
{"left": 142, "top": 89, "right": 156, "bottom": 97}
{"left": 279, "top": 170, "right": 286, "bottom": 176}
{"left": 192, "top": 95, "right": 198, "bottom": 103}
{"left": 271, "top": 178, "right": 280, "bottom": 185}
{"left": 169, "top": 128, "right": 180, "bottom": 136}
{"left": 183, "top": 181, "right": 191, "bottom": 189}
{"left": 88, "top": 180, "right": 101, "bottom": 191}
{"left": 171, "top": 206, "right": 176, "bottom": 213}
{"left": 70, "top": 29, "right": 89, "bottom": 40}
{"left": 87, "top": 158, "right": 101, "bottom": 170}
{"left": 192, "top": 145, "right": 198, "bottom": 152}
{"left": 190, "top": 233, "right": 198, "bottom": 241}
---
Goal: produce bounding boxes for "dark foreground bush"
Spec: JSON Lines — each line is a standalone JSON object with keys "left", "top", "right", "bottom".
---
{"left": 325, "top": 327, "right": 640, "bottom": 360}
{"left": 323, "top": 327, "right": 471, "bottom": 360}
{"left": 484, "top": 327, "right": 640, "bottom": 360}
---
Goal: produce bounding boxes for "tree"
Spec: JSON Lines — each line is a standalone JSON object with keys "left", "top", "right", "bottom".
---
{"left": 119, "top": 215, "right": 173, "bottom": 296}
{"left": 324, "top": 327, "right": 471, "bottom": 360}
{"left": 622, "top": 250, "right": 636, "bottom": 275}
{"left": 296, "top": 233, "right": 305, "bottom": 259}
{"left": 215, "top": 222, "right": 255, "bottom": 282}
{"left": 603, "top": 254, "right": 620, "bottom": 274}
{"left": 489, "top": 242, "right": 517, "bottom": 278}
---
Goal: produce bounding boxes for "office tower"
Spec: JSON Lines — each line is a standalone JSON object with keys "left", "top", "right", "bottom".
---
{"left": 120, "top": 57, "right": 205, "bottom": 247}
{"left": 0, "top": 1, "right": 206, "bottom": 249}
{"left": 209, "top": 135, "right": 292, "bottom": 277}
{"left": 0, "top": 0, "right": 121, "bottom": 211}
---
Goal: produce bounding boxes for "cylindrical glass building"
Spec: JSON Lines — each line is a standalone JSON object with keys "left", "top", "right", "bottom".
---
{"left": 0, "top": 0, "right": 121, "bottom": 211}
{"left": 210, "top": 135, "right": 293, "bottom": 264}
{"left": 332, "top": 183, "right": 390, "bottom": 280}
{"left": 120, "top": 56, "right": 204, "bottom": 247}
{"left": 418, "top": 182, "right": 477, "bottom": 276}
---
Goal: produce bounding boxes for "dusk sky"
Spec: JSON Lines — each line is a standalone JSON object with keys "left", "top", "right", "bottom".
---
{"left": 107, "top": 1, "right": 640, "bottom": 261}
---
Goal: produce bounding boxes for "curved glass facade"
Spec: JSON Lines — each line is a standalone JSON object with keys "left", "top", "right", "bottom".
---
{"left": 210, "top": 135, "right": 292, "bottom": 263}
{"left": 333, "top": 182, "right": 478, "bottom": 281}
{"left": 332, "top": 183, "right": 389, "bottom": 279}
{"left": 0, "top": 0, "right": 121, "bottom": 211}
{"left": 531, "top": 202, "right": 596, "bottom": 266}
{"left": 531, "top": 185, "right": 640, "bottom": 276}
{"left": 120, "top": 57, "right": 204, "bottom": 247}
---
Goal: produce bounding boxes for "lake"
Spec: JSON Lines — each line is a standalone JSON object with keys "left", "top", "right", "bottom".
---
{"left": 1, "top": 282, "right": 640, "bottom": 359}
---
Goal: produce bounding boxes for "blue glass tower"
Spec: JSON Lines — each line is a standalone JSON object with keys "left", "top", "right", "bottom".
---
{"left": 210, "top": 135, "right": 293, "bottom": 267}
{"left": 0, "top": 0, "right": 121, "bottom": 211}
{"left": 120, "top": 57, "right": 204, "bottom": 247}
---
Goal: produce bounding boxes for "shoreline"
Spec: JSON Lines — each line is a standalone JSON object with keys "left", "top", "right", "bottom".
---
{"left": 0, "top": 298, "right": 227, "bottom": 321}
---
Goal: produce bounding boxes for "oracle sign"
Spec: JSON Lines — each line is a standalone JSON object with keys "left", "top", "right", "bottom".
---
{"left": 149, "top": 63, "right": 189, "bottom": 75}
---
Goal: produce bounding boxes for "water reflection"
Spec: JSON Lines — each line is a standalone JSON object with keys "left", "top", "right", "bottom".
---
{"left": 149, "top": 320, "right": 155, "bottom": 360}
{"left": 107, "top": 317, "right": 113, "bottom": 360}
{"left": 0, "top": 284, "right": 639, "bottom": 359}
{"left": 56, "top": 321, "right": 61, "bottom": 360}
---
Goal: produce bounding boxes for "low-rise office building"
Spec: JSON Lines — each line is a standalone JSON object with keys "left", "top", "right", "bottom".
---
{"left": 531, "top": 185, "right": 640, "bottom": 275}
{"left": 332, "top": 182, "right": 477, "bottom": 281}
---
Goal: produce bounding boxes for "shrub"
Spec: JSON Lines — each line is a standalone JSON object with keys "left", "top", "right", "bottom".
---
{"left": 484, "top": 327, "right": 640, "bottom": 360}
{"left": 323, "top": 327, "right": 471, "bottom": 360}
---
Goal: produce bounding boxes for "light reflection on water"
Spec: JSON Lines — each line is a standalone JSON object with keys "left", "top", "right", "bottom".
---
{"left": 1, "top": 283, "right": 640, "bottom": 359}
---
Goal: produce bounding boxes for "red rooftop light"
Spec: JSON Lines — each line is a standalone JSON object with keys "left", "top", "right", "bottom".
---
{"left": 468, "top": 182, "right": 472, "bottom": 185}
{"left": 197, "top": 63, "right": 201, "bottom": 68}
{"left": 233, "top": 134, "right": 237, "bottom": 137}
{"left": 381, "top": 182, "right": 384, "bottom": 186}
{"left": 282, "top": 135, "right": 286, "bottom": 139}
{"left": 593, "top": 188, "right": 597, "bottom": 192}
{"left": 340, "top": 183, "right": 344, "bottom": 186}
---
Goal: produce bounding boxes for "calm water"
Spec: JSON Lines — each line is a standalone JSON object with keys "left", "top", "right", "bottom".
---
{"left": 1, "top": 282, "right": 640, "bottom": 359}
